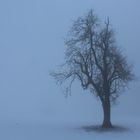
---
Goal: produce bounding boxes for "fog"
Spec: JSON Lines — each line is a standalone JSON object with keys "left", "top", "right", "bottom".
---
{"left": 0, "top": 0, "right": 140, "bottom": 139}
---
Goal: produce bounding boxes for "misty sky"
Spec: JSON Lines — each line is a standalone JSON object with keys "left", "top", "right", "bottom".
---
{"left": 0, "top": 0, "right": 139, "bottom": 122}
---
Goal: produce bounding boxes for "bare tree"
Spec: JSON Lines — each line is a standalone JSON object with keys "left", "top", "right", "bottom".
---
{"left": 51, "top": 9, "right": 134, "bottom": 128}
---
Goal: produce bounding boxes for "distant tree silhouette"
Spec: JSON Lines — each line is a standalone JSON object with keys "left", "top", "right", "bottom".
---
{"left": 51, "top": 9, "right": 134, "bottom": 128}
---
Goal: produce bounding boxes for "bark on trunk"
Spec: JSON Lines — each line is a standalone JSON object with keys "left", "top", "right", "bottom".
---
{"left": 102, "top": 98, "right": 113, "bottom": 128}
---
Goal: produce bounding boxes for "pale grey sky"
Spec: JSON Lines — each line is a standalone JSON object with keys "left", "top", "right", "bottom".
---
{"left": 0, "top": 0, "right": 139, "bottom": 122}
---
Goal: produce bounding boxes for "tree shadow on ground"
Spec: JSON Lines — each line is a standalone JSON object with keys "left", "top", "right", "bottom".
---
{"left": 80, "top": 125, "right": 131, "bottom": 133}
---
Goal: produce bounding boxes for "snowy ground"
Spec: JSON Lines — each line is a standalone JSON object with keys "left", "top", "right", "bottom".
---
{"left": 0, "top": 117, "right": 139, "bottom": 140}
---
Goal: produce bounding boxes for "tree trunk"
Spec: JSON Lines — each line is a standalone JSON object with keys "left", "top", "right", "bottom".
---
{"left": 102, "top": 98, "right": 113, "bottom": 128}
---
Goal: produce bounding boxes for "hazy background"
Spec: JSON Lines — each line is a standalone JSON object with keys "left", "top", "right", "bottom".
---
{"left": 0, "top": 0, "right": 139, "bottom": 124}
